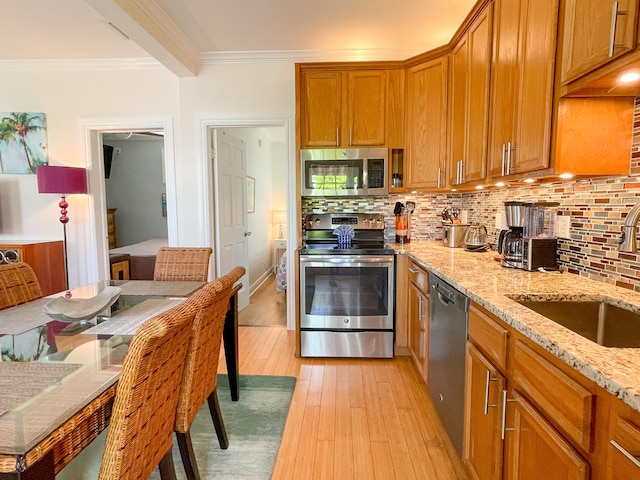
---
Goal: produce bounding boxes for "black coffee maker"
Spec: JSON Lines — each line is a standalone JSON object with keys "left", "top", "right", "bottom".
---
{"left": 499, "top": 201, "right": 525, "bottom": 268}
{"left": 498, "top": 201, "right": 559, "bottom": 270}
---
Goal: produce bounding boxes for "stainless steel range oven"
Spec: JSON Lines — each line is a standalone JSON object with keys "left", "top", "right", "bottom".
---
{"left": 299, "top": 213, "right": 394, "bottom": 358}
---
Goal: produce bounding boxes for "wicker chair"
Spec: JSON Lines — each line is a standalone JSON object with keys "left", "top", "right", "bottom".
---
{"left": 0, "top": 262, "right": 43, "bottom": 310}
{"left": 175, "top": 266, "right": 246, "bottom": 480}
{"left": 153, "top": 247, "right": 213, "bottom": 282}
{"left": 98, "top": 297, "right": 199, "bottom": 480}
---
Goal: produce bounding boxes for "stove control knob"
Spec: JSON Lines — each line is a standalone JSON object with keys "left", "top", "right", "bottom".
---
{"left": 314, "top": 218, "right": 320, "bottom": 225}
{"left": 343, "top": 318, "right": 350, "bottom": 324}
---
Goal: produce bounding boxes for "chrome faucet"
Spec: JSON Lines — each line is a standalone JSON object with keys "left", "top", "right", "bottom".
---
{"left": 619, "top": 202, "right": 640, "bottom": 253}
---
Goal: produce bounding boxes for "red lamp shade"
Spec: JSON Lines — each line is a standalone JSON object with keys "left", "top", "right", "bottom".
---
{"left": 36, "top": 166, "right": 87, "bottom": 195}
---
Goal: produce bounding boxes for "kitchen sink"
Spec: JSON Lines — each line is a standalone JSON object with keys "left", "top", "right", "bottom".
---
{"left": 514, "top": 300, "right": 640, "bottom": 348}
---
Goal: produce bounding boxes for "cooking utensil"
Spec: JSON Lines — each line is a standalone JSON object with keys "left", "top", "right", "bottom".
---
{"left": 405, "top": 201, "right": 416, "bottom": 240}
{"left": 394, "top": 201, "right": 405, "bottom": 216}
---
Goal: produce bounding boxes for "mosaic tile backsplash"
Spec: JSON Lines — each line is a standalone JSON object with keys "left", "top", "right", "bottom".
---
{"left": 302, "top": 98, "right": 640, "bottom": 291}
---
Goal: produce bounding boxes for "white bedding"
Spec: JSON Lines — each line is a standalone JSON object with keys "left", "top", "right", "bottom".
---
{"left": 109, "top": 238, "right": 167, "bottom": 256}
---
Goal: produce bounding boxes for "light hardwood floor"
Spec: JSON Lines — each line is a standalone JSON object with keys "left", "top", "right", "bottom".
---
{"left": 239, "top": 275, "right": 287, "bottom": 327}
{"left": 221, "top": 279, "right": 468, "bottom": 480}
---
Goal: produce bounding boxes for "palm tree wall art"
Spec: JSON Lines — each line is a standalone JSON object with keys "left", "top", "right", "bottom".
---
{"left": 0, "top": 112, "right": 48, "bottom": 174}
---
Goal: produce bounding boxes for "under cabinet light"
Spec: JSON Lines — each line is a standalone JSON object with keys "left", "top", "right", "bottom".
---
{"left": 619, "top": 72, "right": 640, "bottom": 84}
{"left": 559, "top": 173, "right": 574, "bottom": 180}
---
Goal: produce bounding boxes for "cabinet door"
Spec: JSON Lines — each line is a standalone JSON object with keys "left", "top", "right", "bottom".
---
{"left": 449, "top": 36, "right": 469, "bottom": 186}
{"left": 408, "top": 282, "right": 428, "bottom": 379}
{"left": 606, "top": 415, "right": 640, "bottom": 479}
{"left": 463, "top": 343, "right": 506, "bottom": 480}
{"left": 406, "top": 57, "right": 448, "bottom": 190}
{"left": 487, "top": 0, "right": 520, "bottom": 178}
{"left": 504, "top": 393, "right": 590, "bottom": 480}
{"left": 514, "top": 0, "right": 559, "bottom": 174}
{"left": 488, "top": 0, "right": 558, "bottom": 177}
{"left": 561, "top": 0, "right": 639, "bottom": 85}
{"left": 346, "top": 70, "right": 386, "bottom": 146}
{"left": 300, "top": 71, "right": 342, "bottom": 147}
{"left": 449, "top": 4, "right": 492, "bottom": 186}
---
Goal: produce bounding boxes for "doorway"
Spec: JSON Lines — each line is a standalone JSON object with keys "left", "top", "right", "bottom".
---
{"left": 203, "top": 118, "right": 294, "bottom": 330}
{"left": 82, "top": 117, "right": 176, "bottom": 285}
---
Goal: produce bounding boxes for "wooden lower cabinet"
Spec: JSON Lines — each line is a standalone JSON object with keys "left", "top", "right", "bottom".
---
{"left": 464, "top": 302, "right": 623, "bottom": 479}
{"left": 504, "top": 392, "right": 590, "bottom": 480}
{"left": 463, "top": 343, "right": 505, "bottom": 480}
{"left": 606, "top": 400, "right": 640, "bottom": 479}
{"left": 407, "top": 259, "right": 429, "bottom": 380}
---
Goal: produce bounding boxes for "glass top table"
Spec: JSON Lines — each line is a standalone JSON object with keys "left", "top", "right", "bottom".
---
{"left": 0, "top": 279, "right": 212, "bottom": 478}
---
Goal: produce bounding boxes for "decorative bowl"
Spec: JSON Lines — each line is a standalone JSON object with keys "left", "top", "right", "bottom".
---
{"left": 43, "top": 286, "right": 122, "bottom": 322}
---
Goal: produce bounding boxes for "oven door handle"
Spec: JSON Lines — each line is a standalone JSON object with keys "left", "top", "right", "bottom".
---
{"left": 299, "top": 256, "right": 394, "bottom": 266}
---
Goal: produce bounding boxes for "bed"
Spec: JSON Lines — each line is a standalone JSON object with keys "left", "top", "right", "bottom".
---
{"left": 276, "top": 251, "right": 287, "bottom": 293}
{"left": 109, "top": 238, "right": 168, "bottom": 280}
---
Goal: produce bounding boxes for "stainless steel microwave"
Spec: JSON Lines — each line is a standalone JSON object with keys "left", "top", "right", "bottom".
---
{"left": 301, "top": 148, "right": 388, "bottom": 197}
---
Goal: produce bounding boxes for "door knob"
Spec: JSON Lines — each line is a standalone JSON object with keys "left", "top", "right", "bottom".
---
{"left": 244, "top": 232, "right": 252, "bottom": 237}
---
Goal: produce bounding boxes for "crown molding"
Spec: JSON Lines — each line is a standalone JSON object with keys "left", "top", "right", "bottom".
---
{"left": 198, "top": 48, "right": 427, "bottom": 65}
{"left": 0, "top": 46, "right": 434, "bottom": 73}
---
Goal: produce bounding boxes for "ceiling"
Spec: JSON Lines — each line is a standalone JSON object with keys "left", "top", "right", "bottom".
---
{"left": 2, "top": 0, "right": 476, "bottom": 76}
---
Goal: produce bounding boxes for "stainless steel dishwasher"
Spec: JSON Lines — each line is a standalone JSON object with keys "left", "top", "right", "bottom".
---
{"left": 428, "top": 272, "right": 469, "bottom": 455}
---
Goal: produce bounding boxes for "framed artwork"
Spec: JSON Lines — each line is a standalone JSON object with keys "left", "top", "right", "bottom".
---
{"left": 0, "top": 112, "right": 48, "bottom": 174}
{"left": 247, "top": 176, "right": 255, "bottom": 213}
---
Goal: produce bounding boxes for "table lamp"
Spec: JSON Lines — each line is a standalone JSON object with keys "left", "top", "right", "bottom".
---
{"left": 272, "top": 209, "right": 286, "bottom": 239}
{"left": 36, "top": 165, "right": 88, "bottom": 290}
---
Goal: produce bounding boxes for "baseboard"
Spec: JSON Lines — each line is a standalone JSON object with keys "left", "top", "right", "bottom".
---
{"left": 249, "top": 270, "right": 272, "bottom": 296}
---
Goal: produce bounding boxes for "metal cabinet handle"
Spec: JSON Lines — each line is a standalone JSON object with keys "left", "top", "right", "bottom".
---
{"left": 610, "top": 439, "right": 640, "bottom": 468}
{"left": 437, "top": 167, "right": 442, "bottom": 189}
{"left": 408, "top": 268, "right": 419, "bottom": 273}
{"left": 483, "top": 370, "right": 498, "bottom": 415}
{"left": 501, "top": 390, "right": 516, "bottom": 439}
{"left": 506, "top": 142, "right": 513, "bottom": 175}
{"left": 609, "top": 2, "right": 628, "bottom": 57}
{"left": 336, "top": 127, "right": 339, "bottom": 147}
{"left": 349, "top": 126, "right": 353, "bottom": 146}
{"left": 501, "top": 144, "right": 506, "bottom": 176}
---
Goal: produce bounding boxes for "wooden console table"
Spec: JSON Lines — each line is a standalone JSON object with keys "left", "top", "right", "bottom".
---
{"left": 0, "top": 241, "right": 65, "bottom": 295}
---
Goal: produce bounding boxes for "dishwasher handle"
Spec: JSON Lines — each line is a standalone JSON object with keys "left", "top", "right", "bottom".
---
{"left": 431, "top": 276, "right": 469, "bottom": 312}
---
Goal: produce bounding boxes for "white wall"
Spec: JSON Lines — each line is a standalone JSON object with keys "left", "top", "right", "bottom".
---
{"left": 104, "top": 138, "right": 167, "bottom": 246}
{"left": 0, "top": 61, "right": 295, "bottom": 288}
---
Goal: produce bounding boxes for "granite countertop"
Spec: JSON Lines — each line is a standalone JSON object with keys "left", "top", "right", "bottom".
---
{"left": 394, "top": 240, "right": 640, "bottom": 412}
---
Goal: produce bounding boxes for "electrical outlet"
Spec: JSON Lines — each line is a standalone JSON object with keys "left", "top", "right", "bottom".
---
{"left": 555, "top": 215, "right": 571, "bottom": 239}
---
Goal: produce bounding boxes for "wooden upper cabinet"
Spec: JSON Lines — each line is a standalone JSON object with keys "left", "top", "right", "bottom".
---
{"left": 449, "top": 3, "right": 493, "bottom": 186}
{"left": 488, "top": 0, "right": 559, "bottom": 178}
{"left": 346, "top": 70, "right": 386, "bottom": 146}
{"left": 300, "top": 71, "right": 342, "bottom": 147}
{"left": 561, "top": 0, "right": 639, "bottom": 85}
{"left": 299, "top": 68, "right": 388, "bottom": 148}
{"left": 405, "top": 56, "right": 448, "bottom": 190}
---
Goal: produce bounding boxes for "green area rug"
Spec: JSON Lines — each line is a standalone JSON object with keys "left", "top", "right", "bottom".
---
{"left": 153, "top": 374, "right": 296, "bottom": 480}
{"left": 58, "top": 374, "right": 296, "bottom": 480}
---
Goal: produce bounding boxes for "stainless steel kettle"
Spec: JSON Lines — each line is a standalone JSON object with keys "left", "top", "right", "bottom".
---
{"left": 464, "top": 224, "right": 488, "bottom": 252}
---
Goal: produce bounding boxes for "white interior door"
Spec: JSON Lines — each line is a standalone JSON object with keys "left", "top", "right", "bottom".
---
{"left": 213, "top": 129, "right": 250, "bottom": 310}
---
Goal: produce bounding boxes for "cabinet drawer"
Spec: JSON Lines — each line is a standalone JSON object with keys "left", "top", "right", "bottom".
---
{"left": 512, "top": 340, "right": 594, "bottom": 452}
{"left": 607, "top": 416, "right": 640, "bottom": 478}
{"left": 408, "top": 260, "right": 429, "bottom": 294}
{"left": 468, "top": 304, "right": 509, "bottom": 372}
